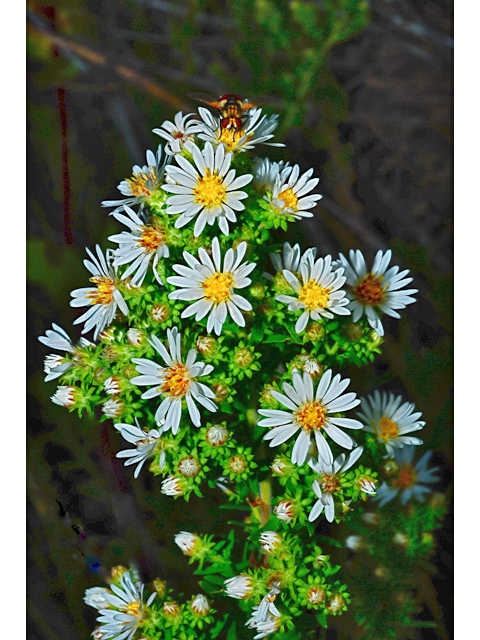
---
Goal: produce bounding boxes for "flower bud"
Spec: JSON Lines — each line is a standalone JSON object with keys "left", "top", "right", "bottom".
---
{"left": 174, "top": 532, "right": 201, "bottom": 556}
{"left": 227, "top": 454, "right": 247, "bottom": 475}
{"left": 161, "top": 475, "right": 185, "bottom": 496}
{"left": 327, "top": 594, "right": 345, "bottom": 613}
{"left": 51, "top": 385, "right": 78, "bottom": 408}
{"left": 196, "top": 335, "right": 217, "bottom": 357}
{"left": 357, "top": 476, "right": 376, "bottom": 495}
{"left": 260, "top": 384, "right": 278, "bottom": 407}
{"left": 304, "top": 322, "right": 325, "bottom": 342}
{"left": 150, "top": 303, "right": 170, "bottom": 323}
{"left": 343, "top": 322, "right": 364, "bottom": 341}
{"left": 190, "top": 594, "right": 210, "bottom": 616}
{"left": 104, "top": 376, "right": 122, "bottom": 395}
{"left": 110, "top": 565, "right": 128, "bottom": 579}
{"left": 99, "top": 327, "right": 119, "bottom": 343}
{"left": 153, "top": 578, "right": 167, "bottom": 597}
{"left": 361, "top": 512, "right": 380, "bottom": 526}
{"left": 178, "top": 456, "right": 201, "bottom": 477}
{"left": 250, "top": 282, "right": 266, "bottom": 299}
{"left": 393, "top": 532, "right": 409, "bottom": 548}
{"left": 307, "top": 585, "right": 326, "bottom": 606}
{"left": 84, "top": 587, "right": 111, "bottom": 610}
{"left": 102, "top": 398, "right": 124, "bottom": 418}
{"left": 206, "top": 424, "right": 229, "bottom": 446}
{"left": 162, "top": 600, "right": 181, "bottom": 620}
{"left": 259, "top": 531, "right": 283, "bottom": 554}
{"left": 224, "top": 574, "right": 255, "bottom": 599}
{"left": 271, "top": 456, "right": 293, "bottom": 476}
{"left": 274, "top": 499, "right": 295, "bottom": 523}
{"left": 212, "top": 382, "right": 230, "bottom": 403}
{"left": 346, "top": 535, "right": 365, "bottom": 551}
{"left": 374, "top": 566, "right": 390, "bottom": 580}
{"left": 233, "top": 347, "right": 254, "bottom": 368}
{"left": 127, "top": 327, "right": 146, "bottom": 347}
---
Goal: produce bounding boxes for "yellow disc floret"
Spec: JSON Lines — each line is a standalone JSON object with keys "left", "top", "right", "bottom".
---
{"left": 353, "top": 273, "right": 386, "bottom": 306}
{"left": 202, "top": 272, "right": 234, "bottom": 304}
{"left": 377, "top": 417, "right": 400, "bottom": 441}
{"left": 126, "top": 168, "right": 157, "bottom": 197}
{"left": 320, "top": 473, "right": 341, "bottom": 494}
{"left": 277, "top": 187, "right": 298, "bottom": 211}
{"left": 298, "top": 279, "right": 331, "bottom": 310}
{"left": 194, "top": 169, "right": 227, "bottom": 208}
{"left": 139, "top": 223, "right": 166, "bottom": 252}
{"left": 295, "top": 401, "right": 327, "bottom": 432}
{"left": 160, "top": 363, "right": 191, "bottom": 397}
{"left": 392, "top": 463, "right": 417, "bottom": 490}
{"left": 87, "top": 277, "right": 115, "bottom": 305}
{"left": 125, "top": 601, "right": 142, "bottom": 618}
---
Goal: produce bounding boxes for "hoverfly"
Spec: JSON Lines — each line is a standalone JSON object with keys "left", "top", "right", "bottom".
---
{"left": 189, "top": 93, "right": 273, "bottom": 136}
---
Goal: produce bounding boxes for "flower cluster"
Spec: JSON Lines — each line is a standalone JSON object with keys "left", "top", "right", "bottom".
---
{"left": 38, "top": 94, "right": 445, "bottom": 640}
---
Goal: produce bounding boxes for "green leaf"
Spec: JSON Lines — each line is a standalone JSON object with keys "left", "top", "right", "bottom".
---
{"left": 227, "top": 621, "right": 237, "bottom": 640}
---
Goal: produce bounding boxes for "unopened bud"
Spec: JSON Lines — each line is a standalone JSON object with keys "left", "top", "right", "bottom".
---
{"left": 127, "top": 327, "right": 146, "bottom": 347}
{"left": 153, "top": 578, "right": 167, "bottom": 597}
{"left": 259, "top": 531, "right": 283, "bottom": 554}
{"left": 327, "top": 594, "right": 345, "bottom": 613}
{"left": 212, "top": 382, "right": 230, "bottom": 403}
{"left": 150, "top": 303, "right": 170, "bottom": 323}
{"left": 304, "top": 322, "right": 325, "bottom": 342}
{"left": 307, "top": 585, "right": 326, "bottom": 606}
{"left": 102, "top": 398, "right": 124, "bottom": 418}
{"left": 227, "top": 454, "right": 247, "bottom": 475}
{"left": 162, "top": 600, "right": 181, "bottom": 620}
{"left": 178, "top": 456, "right": 201, "bottom": 477}
{"left": 196, "top": 335, "right": 217, "bottom": 357}
{"left": 206, "top": 424, "right": 229, "bottom": 446}
{"left": 274, "top": 499, "right": 295, "bottom": 523}
{"left": 233, "top": 347, "right": 254, "bottom": 368}
{"left": 191, "top": 594, "right": 210, "bottom": 616}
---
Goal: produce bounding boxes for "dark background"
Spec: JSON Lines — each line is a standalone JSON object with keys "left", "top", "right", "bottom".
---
{"left": 27, "top": 1, "right": 452, "bottom": 638}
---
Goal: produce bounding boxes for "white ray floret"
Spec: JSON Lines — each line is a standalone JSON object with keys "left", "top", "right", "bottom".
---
{"left": 115, "top": 418, "right": 163, "bottom": 478}
{"left": 197, "top": 106, "right": 284, "bottom": 153}
{"left": 268, "top": 242, "right": 317, "bottom": 279}
{"left": 246, "top": 582, "right": 282, "bottom": 639}
{"left": 276, "top": 252, "right": 350, "bottom": 333}
{"left": 96, "top": 571, "right": 156, "bottom": 640}
{"left": 161, "top": 141, "right": 253, "bottom": 237}
{"left": 102, "top": 145, "right": 169, "bottom": 214}
{"left": 375, "top": 446, "right": 440, "bottom": 508}
{"left": 131, "top": 327, "right": 217, "bottom": 435}
{"left": 153, "top": 111, "right": 203, "bottom": 154}
{"left": 334, "top": 249, "right": 418, "bottom": 337}
{"left": 70, "top": 245, "right": 129, "bottom": 341}
{"left": 253, "top": 158, "right": 291, "bottom": 193}
{"left": 265, "top": 164, "right": 322, "bottom": 219}
{"left": 258, "top": 369, "right": 363, "bottom": 466}
{"left": 167, "top": 237, "right": 256, "bottom": 335}
{"left": 308, "top": 447, "right": 364, "bottom": 523}
{"left": 357, "top": 391, "right": 424, "bottom": 458}
{"left": 108, "top": 205, "right": 170, "bottom": 286}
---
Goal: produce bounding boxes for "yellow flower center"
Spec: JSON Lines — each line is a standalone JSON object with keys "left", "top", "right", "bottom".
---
{"left": 353, "top": 273, "right": 386, "bottom": 306}
{"left": 377, "top": 417, "right": 400, "bottom": 441}
{"left": 295, "top": 401, "right": 327, "bottom": 432}
{"left": 87, "top": 277, "right": 115, "bottom": 305}
{"left": 392, "top": 463, "right": 417, "bottom": 489}
{"left": 160, "top": 363, "right": 191, "bottom": 397}
{"left": 320, "top": 473, "right": 341, "bottom": 494}
{"left": 202, "top": 272, "right": 234, "bottom": 304}
{"left": 194, "top": 169, "right": 227, "bottom": 208}
{"left": 298, "top": 279, "right": 331, "bottom": 310}
{"left": 139, "top": 223, "right": 166, "bottom": 252}
{"left": 277, "top": 187, "right": 298, "bottom": 210}
{"left": 126, "top": 168, "right": 157, "bottom": 197}
{"left": 218, "top": 127, "right": 253, "bottom": 151}
{"left": 125, "top": 601, "right": 142, "bottom": 618}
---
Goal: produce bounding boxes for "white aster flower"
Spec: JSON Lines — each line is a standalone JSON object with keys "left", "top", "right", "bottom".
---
{"left": 253, "top": 158, "right": 290, "bottom": 192}
{"left": 167, "top": 237, "right": 256, "bottom": 335}
{"left": 162, "top": 141, "right": 252, "bottom": 237}
{"left": 265, "top": 164, "right": 322, "bottom": 219}
{"left": 258, "top": 369, "right": 363, "bottom": 466}
{"left": 101, "top": 145, "right": 168, "bottom": 214}
{"left": 153, "top": 111, "right": 203, "bottom": 154}
{"left": 84, "top": 587, "right": 111, "bottom": 610}
{"left": 115, "top": 419, "right": 162, "bottom": 478}
{"left": 276, "top": 253, "right": 350, "bottom": 333}
{"left": 246, "top": 583, "right": 282, "bottom": 640}
{"left": 131, "top": 327, "right": 217, "bottom": 434}
{"left": 39, "top": 323, "right": 93, "bottom": 381}
{"left": 308, "top": 447, "right": 364, "bottom": 523}
{"left": 357, "top": 391, "right": 424, "bottom": 457}
{"left": 206, "top": 424, "right": 229, "bottom": 446}
{"left": 197, "top": 106, "right": 284, "bottom": 153}
{"left": 70, "top": 246, "right": 129, "bottom": 341}
{"left": 334, "top": 249, "right": 418, "bottom": 337}
{"left": 273, "top": 499, "right": 295, "bottom": 523}
{"left": 375, "top": 446, "right": 440, "bottom": 508}
{"left": 108, "top": 206, "right": 170, "bottom": 286}
{"left": 96, "top": 571, "right": 155, "bottom": 640}
{"left": 224, "top": 574, "right": 255, "bottom": 599}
